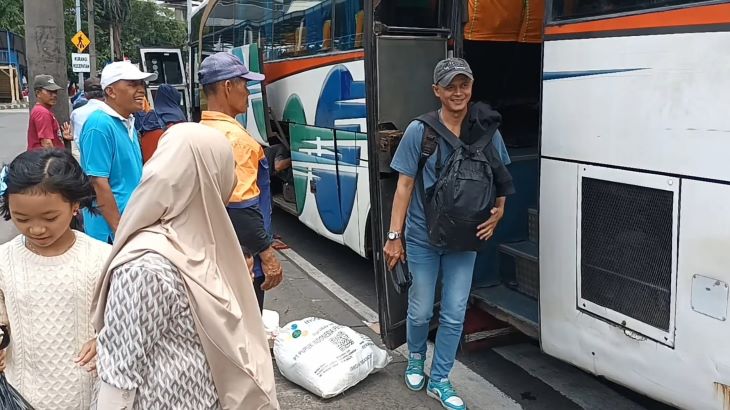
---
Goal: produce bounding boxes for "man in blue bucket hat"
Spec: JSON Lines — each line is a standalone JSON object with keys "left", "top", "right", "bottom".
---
{"left": 199, "top": 52, "right": 283, "bottom": 311}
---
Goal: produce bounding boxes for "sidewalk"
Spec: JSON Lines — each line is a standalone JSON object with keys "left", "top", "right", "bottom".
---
{"left": 267, "top": 252, "right": 442, "bottom": 410}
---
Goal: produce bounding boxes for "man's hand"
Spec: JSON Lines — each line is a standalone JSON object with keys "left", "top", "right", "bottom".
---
{"left": 259, "top": 248, "right": 283, "bottom": 291}
{"left": 477, "top": 206, "right": 505, "bottom": 241}
{"left": 62, "top": 122, "right": 73, "bottom": 141}
{"left": 384, "top": 239, "right": 406, "bottom": 271}
{"left": 74, "top": 338, "right": 97, "bottom": 373}
{"left": 0, "top": 349, "right": 6, "bottom": 372}
{"left": 91, "top": 177, "right": 122, "bottom": 233}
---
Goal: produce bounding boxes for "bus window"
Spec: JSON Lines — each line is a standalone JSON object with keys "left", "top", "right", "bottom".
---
{"left": 271, "top": 1, "right": 332, "bottom": 60}
{"left": 334, "top": 0, "right": 364, "bottom": 51}
{"left": 233, "top": 0, "right": 275, "bottom": 51}
{"left": 191, "top": 7, "right": 203, "bottom": 45}
{"left": 551, "top": 0, "right": 711, "bottom": 21}
{"left": 143, "top": 52, "right": 184, "bottom": 85}
{"left": 375, "top": 0, "right": 440, "bottom": 28}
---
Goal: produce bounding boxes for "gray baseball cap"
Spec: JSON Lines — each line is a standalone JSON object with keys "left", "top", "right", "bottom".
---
{"left": 433, "top": 58, "right": 474, "bottom": 87}
{"left": 33, "top": 74, "right": 63, "bottom": 91}
{"left": 198, "top": 52, "right": 265, "bottom": 86}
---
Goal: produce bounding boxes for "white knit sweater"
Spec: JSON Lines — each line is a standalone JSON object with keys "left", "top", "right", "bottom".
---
{"left": 0, "top": 231, "right": 111, "bottom": 410}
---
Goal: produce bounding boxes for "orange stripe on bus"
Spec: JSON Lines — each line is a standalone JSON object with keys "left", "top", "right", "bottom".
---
{"left": 264, "top": 51, "right": 365, "bottom": 84}
{"left": 545, "top": 3, "right": 730, "bottom": 36}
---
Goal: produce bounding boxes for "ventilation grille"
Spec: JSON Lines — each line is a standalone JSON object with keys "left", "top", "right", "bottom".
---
{"left": 581, "top": 177, "right": 674, "bottom": 331}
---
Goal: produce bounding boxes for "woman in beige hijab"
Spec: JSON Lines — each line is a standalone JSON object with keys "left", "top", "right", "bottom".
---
{"left": 91, "top": 122, "right": 279, "bottom": 409}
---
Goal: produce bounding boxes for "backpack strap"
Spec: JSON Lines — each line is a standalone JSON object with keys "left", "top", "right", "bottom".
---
{"left": 416, "top": 111, "right": 465, "bottom": 150}
{"left": 414, "top": 118, "right": 439, "bottom": 206}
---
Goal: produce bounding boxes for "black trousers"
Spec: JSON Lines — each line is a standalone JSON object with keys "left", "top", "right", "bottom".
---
{"left": 227, "top": 206, "right": 271, "bottom": 255}
{"left": 253, "top": 276, "right": 265, "bottom": 312}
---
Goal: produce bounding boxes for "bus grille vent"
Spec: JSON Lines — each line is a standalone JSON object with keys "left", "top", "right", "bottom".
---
{"left": 580, "top": 177, "right": 674, "bottom": 331}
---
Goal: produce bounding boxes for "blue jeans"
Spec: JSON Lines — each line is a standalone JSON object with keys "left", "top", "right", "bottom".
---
{"left": 406, "top": 242, "right": 476, "bottom": 382}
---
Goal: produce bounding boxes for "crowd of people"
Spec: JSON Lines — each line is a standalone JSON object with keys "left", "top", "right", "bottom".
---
{"left": 0, "top": 53, "right": 511, "bottom": 410}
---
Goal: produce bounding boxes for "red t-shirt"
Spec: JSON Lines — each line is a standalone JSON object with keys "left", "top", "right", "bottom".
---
{"left": 27, "top": 104, "right": 64, "bottom": 150}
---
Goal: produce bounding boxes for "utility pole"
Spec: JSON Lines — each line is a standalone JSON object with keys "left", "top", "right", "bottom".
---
{"left": 186, "top": 0, "right": 192, "bottom": 89}
{"left": 23, "top": 0, "right": 70, "bottom": 123}
{"left": 87, "top": 0, "right": 97, "bottom": 76}
{"left": 75, "top": 0, "right": 85, "bottom": 90}
{"left": 110, "top": 24, "right": 114, "bottom": 61}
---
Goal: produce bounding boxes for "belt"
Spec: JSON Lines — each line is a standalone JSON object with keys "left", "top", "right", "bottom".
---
{"left": 227, "top": 196, "right": 260, "bottom": 209}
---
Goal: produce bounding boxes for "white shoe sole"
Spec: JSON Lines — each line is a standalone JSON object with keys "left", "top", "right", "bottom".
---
{"left": 427, "top": 388, "right": 467, "bottom": 410}
{"left": 404, "top": 374, "right": 425, "bottom": 391}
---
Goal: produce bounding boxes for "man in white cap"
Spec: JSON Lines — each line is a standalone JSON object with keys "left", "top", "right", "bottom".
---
{"left": 79, "top": 61, "right": 157, "bottom": 243}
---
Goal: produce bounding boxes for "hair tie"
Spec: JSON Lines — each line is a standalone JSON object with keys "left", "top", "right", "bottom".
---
{"left": 0, "top": 165, "right": 8, "bottom": 196}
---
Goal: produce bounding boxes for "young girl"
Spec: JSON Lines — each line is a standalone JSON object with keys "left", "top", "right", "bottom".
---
{"left": 0, "top": 148, "right": 111, "bottom": 409}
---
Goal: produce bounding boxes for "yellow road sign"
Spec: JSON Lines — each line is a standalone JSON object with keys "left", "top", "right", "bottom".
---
{"left": 71, "top": 31, "right": 91, "bottom": 52}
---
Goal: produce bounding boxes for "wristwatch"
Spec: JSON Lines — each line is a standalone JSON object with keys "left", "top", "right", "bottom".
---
{"left": 387, "top": 231, "right": 401, "bottom": 241}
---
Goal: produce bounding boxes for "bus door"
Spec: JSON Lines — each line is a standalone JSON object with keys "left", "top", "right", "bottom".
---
{"left": 366, "top": 0, "right": 450, "bottom": 349}
{"left": 140, "top": 48, "right": 191, "bottom": 120}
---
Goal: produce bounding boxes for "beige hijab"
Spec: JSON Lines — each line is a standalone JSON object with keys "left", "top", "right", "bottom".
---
{"left": 91, "top": 123, "right": 279, "bottom": 409}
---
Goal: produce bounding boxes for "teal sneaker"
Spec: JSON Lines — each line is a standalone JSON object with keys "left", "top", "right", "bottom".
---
{"left": 404, "top": 353, "right": 426, "bottom": 391}
{"left": 427, "top": 379, "right": 466, "bottom": 410}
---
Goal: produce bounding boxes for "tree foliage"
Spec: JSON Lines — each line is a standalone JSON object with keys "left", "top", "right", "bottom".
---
{"left": 120, "top": 1, "right": 187, "bottom": 62}
{"left": 0, "top": 0, "right": 25, "bottom": 35}
{"left": 97, "top": 0, "right": 131, "bottom": 61}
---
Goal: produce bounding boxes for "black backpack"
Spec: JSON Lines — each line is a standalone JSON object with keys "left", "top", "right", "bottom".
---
{"left": 415, "top": 110, "right": 500, "bottom": 251}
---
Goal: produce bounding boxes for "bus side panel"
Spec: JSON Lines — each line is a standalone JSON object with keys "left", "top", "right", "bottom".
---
{"left": 266, "top": 59, "right": 368, "bottom": 252}
{"left": 540, "top": 159, "right": 730, "bottom": 409}
{"left": 542, "top": 32, "right": 730, "bottom": 182}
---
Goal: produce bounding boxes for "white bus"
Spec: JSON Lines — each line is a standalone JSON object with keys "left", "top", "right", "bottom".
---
{"left": 192, "top": 1, "right": 730, "bottom": 407}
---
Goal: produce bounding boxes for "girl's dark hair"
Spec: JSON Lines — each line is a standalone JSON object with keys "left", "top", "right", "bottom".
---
{"left": 0, "top": 149, "right": 97, "bottom": 221}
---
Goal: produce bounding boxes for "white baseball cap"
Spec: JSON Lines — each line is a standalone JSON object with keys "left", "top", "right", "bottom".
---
{"left": 100, "top": 61, "right": 158, "bottom": 89}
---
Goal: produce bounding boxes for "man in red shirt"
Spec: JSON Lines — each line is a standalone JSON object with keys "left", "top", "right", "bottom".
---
{"left": 27, "top": 74, "right": 72, "bottom": 151}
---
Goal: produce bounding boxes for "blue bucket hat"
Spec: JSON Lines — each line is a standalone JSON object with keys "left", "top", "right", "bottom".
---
{"left": 198, "top": 52, "right": 265, "bottom": 86}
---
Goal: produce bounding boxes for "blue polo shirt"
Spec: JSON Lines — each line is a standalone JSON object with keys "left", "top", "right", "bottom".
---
{"left": 79, "top": 104, "right": 143, "bottom": 243}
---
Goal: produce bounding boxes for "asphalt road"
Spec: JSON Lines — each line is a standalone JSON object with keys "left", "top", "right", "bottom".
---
{"left": 0, "top": 109, "right": 28, "bottom": 244}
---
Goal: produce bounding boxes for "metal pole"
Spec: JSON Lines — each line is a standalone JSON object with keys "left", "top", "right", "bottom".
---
{"left": 187, "top": 0, "right": 192, "bottom": 36}
{"left": 110, "top": 24, "right": 114, "bottom": 61}
{"left": 75, "top": 0, "right": 84, "bottom": 90}
{"left": 9, "top": 67, "right": 17, "bottom": 104}
{"left": 6, "top": 31, "right": 15, "bottom": 103}
{"left": 186, "top": 0, "right": 192, "bottom": 85}
{"left": 87, "top": 0, "right": 97, "bottom": 76}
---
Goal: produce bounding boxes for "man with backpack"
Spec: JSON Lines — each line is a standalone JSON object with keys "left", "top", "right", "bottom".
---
{"left": 384, "top": 58, "right": 514, "bottom": 410}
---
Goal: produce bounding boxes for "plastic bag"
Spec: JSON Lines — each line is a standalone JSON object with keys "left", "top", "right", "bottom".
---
{"left": 389, "top": 260, "right": 412, "bottom": 294}
{"left": 274, "top": 317, "right": 391, "bottom": 398}
{"left": 0, "top": 325, "right": 34, "bottom": 409}
{"left": 0, "top": 373, "right": 34, "bottom": 410}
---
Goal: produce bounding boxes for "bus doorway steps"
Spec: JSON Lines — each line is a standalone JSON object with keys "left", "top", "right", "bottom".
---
{"left": 460, "top": 307, "right": 531, "bottom": 352}
{"left": 470, "top": 286, "right": 539, "bottom": 339}
{"left": 273, "top": 193, "right": 298, "bottom": 217}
